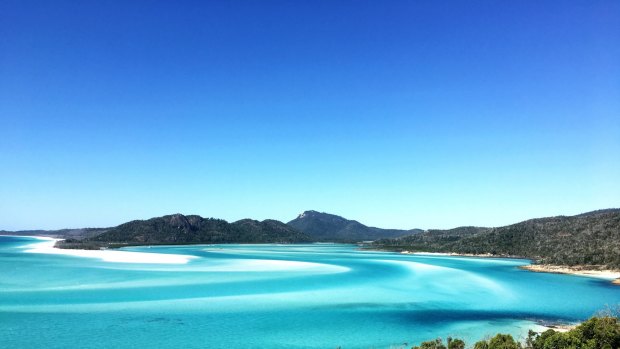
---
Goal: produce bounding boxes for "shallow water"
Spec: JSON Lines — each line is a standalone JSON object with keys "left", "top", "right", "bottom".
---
{"left": 1, "top": 236, "right": 619, "bottom": 349}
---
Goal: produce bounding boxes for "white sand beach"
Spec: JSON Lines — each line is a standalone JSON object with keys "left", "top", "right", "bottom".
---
{"left": 520, "top": 264, "right": 620, "bottom": 283}
{"left": 23, "top": 237, "right": 196, "bottom": 264}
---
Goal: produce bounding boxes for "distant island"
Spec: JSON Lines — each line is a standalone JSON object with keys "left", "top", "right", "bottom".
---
{"left": 2, "top": 209, "right": 619, "bottom": 279}
{"left": 1, "top": 210, "right": 420, "bottom": 248}
{"left": 373, "top": 209, "right": 620, "bottom": 272}
{"left": 53, "top": 215, "right": 312, "bottom": 249}
{"left": 287, "top": 210, "right": 422, "bottom": 241}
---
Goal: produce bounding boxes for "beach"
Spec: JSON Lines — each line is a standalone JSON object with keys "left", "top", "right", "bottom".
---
{"left": 520, "top": 264, "right": 620, "bottom": 285}
{"left": 23, "top": 237, "right": 196, "bottom": 264}
{"left": 398, "top": 250, "right": 620, "bottom": 285}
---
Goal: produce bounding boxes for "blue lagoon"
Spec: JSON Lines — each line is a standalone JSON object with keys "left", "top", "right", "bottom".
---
{"left": 1, "top": 236, "right": 619, "bottom": 348}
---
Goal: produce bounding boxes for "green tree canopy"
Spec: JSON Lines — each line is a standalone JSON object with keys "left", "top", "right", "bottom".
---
{"left": 448, "top": 338, "right": 465, "bottom": 349}
{"left": 488, "top": 334, "right": 520, "bottom": 349}
{"left": 473, "top": 340, "right": 490, "bottom": 349}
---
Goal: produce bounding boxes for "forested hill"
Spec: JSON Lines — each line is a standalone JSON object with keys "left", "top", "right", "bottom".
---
{"left": 287, "top": 210, "right": 421, "bottom": 242}
{"left": 56, "top": 214, "right": 311, "bottom": 249}
{"left": 374, "top": 209, "right": 620, "bottom": 268}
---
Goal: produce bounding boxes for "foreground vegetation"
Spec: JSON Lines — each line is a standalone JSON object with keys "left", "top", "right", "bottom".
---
{"left": 375, "top": 209, "right": 620, "bottom": 269}
{"left": 410, "top": 315, "right": 620, "bottom": 349}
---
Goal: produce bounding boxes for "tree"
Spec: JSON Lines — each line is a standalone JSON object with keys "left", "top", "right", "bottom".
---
{"left": 488, "top": 334, "right": 520, "bottom": 349}
{"left": 525, "top": 329, "right": 537, "bottom": 349}
{"left": 448, "top": 338, "right": 465, "bottom": 349}
{"left": 473, "top": 340, "right": 489, "bottom": 349}
{"left": 411, "top": 315, "right": 620, "bottom": 349}
{"left": 575, "top": 316, "right": 620, "bottom": 349}
{"left": 412, "top": 338, "right": 447, "bottom": 349}
{"left": 531, "top": 329, "right": 557, "bottom": 349}
{"left": 539, "top": 331, "right": 582, "bottom": 349}
{"left": 528, "top": 316, "right": 620, "bottom": 349}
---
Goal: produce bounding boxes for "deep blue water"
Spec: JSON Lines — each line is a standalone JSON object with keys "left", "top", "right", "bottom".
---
{"left": 1, "top": 236, "right": 619, "bottom": 349}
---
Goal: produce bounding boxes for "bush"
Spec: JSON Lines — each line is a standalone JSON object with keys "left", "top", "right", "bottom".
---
{"left": 473, "top": 341, "right": 489, "bottom": 349}
{"left": 530, "top": 316, "right": 620, "bottom": 349}
{"left": 488, "top": 334, "right": 520, "bottom": 349}
{"left": 410, "top": 315, "right": 620, "bottom": 349}
{"left": 448, "top": 338, "right": 465, "bottom": 349}
{"left": 412, "top": 338, "right": 446, "bottom": 349}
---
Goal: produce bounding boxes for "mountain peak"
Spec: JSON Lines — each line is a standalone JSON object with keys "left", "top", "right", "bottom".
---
{"left": 297, "top": 210, "right": 322, "bottom": 219}
{"left": 288, "top": 211, "right": 411, "bottom": 242}
{"left": 66, "top": 214, "right": 311, "bottom": 247}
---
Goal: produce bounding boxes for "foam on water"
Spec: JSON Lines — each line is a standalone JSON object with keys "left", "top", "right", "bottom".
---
{"left": 1, "top": 236, "right": 619, "bottom": 349}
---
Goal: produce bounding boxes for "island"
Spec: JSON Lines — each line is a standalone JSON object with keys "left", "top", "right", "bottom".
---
{"left": 4, "top": 208, "right": 619, "bottom": 284}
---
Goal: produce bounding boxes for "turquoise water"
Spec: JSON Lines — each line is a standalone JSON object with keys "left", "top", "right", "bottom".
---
{"left": 1, "top": 236, "right": 619, "bottom": 349}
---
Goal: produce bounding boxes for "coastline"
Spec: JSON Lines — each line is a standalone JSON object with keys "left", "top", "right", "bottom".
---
{"left": 393, "top": 249, "right": 620, "bottom": 286}
{"left": 397, "top": 250, "right": 525, "bottom": 260}
{"left": 21, "top": 236, "right": 197, "bottom": 264}
{"left": 519, "top": 264, "right": 620, "bottom": 285}
{"left": 13, "top": 236, "right": 620, "bottom": 285}
{"left": 402, "top": 251, "right": 497, "bottom": 258}
{"left": 538, "top": 323, "right": 578, "bottom": 333}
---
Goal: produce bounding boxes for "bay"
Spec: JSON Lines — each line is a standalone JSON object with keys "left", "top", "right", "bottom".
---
{"left": 1, "top": 236, "right": 618, "bottom": 349}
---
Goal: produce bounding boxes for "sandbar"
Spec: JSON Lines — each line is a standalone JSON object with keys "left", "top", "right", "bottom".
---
{"left": 24, "top": 237, "right": 196, "bottom": 264}
{"left": 520, "top": 264, "right": 620, "bottom": 285}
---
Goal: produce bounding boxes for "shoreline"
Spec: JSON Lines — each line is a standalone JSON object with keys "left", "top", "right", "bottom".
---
{"left": 537, "top": 322, "right": 578, "bottom": 333}
{"left": 21, "top": 236, "right": 197, "bottom": 264}
{"left": 519, "top": 264, "right": 620, "bottom": 285}
{"left": 398, "top": 250, "right": 528, "bottom": 260}
{"left": 393, "top": 249, "right": 620, "bottom": 286}
{"left": 403, "top": 251, "right": 500, "bottom": 258}
{"left": 5, "top": 236, "right": 350, "bottom": 272}
{"left": 10, "top": 236, "right": 620, "bottom": 284}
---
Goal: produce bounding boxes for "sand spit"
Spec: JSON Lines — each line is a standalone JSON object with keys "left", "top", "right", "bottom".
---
{"left": 520, "top": 264, "right": 620, "bottom": 285}
{"left": 403, "top": 251, "right": 496, "bottom": 257}
{"left": 24, "top": 237, "right": 197, "bottom": 264}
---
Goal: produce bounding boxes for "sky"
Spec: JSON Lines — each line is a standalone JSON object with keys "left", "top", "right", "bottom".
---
{"left": 1, "top": 1, "right": 619, "bottom": 231}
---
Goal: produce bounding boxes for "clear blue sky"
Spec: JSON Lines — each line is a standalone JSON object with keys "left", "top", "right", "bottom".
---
{"left": 1, "top": 1, "right": 619, "bottom": 231}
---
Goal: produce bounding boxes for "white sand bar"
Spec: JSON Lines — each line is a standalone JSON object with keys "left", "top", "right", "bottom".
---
{"left": 24, "top": 237, "right": 197, "bottom": 264}
{"left": 520, "top": 264, "right": 620, "bottom": 280}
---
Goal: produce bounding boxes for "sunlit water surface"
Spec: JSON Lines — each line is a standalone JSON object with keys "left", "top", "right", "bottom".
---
{"left": 1, "top": 236, "right": 619, "bottom": 349}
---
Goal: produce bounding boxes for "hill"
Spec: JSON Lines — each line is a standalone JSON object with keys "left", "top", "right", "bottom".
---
{"left": 56, "top": 214, "right": 311, "bottom": 249}
{"left": 287, "top": 210, "right": 421, "bottom": 242}
{"left": 374, "top": 209, "right": 620, "bottom": 268}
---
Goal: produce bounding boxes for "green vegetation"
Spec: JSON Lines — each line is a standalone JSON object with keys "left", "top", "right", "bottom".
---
{"left": 375, "top": 209, "right": 620, "bottom": 269}
{"left": 287, "top": 210, "right": 421, "bottom": 242}
{"left": 412, "top": 338, "right": 447, "bottom": 349}
{"left": 410, "top": 315, "right": 620, "bottom": 349}
{"left": 55, "top": 214, "right": 311, "bottom": 249}
{"left": 11, "top": 208, "right": 620, "bottom": 268}
{"left": 484, "top": 334, "right": 520, "bottom": 349}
